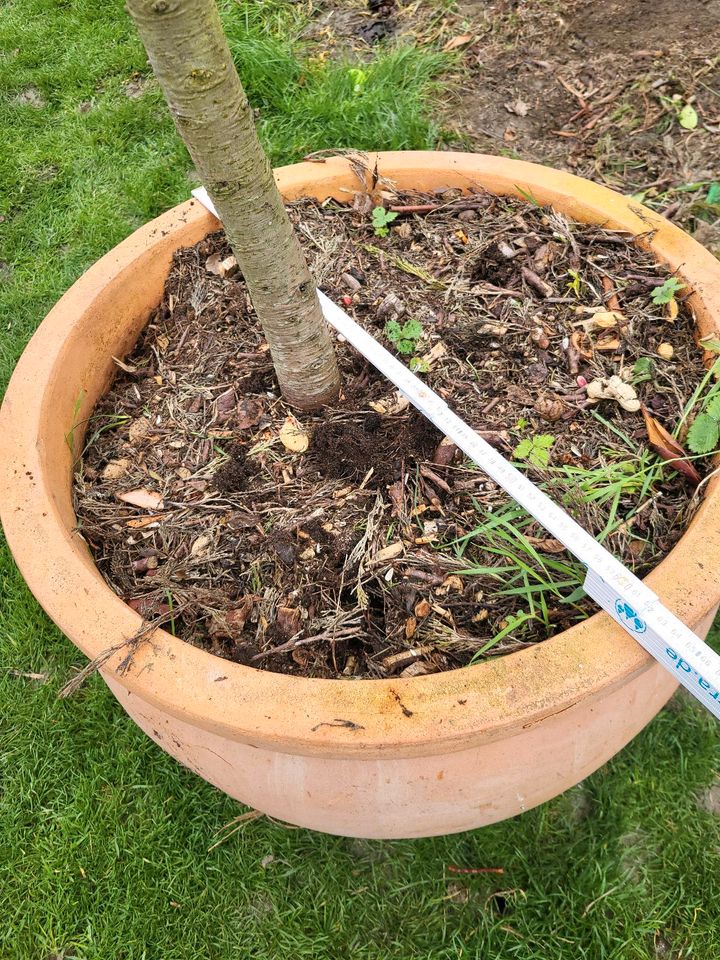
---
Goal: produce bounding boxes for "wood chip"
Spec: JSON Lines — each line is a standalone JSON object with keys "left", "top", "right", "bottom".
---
{"left": 126, "top": 513, "right": 166, "bottom": 529}
{"left": 521, "top": 266, "right": 554, "bottom": 298}
{"left": 372, "top": 542, "right": 405, "bottom": 565}
{"left": 382, "top": 644, "right": 435, "bottom": 673}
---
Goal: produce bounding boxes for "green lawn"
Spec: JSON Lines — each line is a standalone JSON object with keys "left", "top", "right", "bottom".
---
{"left": 1, "top": 1, "right": 719, "bottom": 958}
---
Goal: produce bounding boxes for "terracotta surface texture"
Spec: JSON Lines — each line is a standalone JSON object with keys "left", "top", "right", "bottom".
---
{"left": 3, "top": 153, "right": 720, "bottom": 838}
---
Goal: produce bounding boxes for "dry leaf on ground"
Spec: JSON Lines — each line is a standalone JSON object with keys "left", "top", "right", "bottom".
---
{"left": 116, "top": 488, "right": 164, "bottom": 509}
{"left": 442, "top": 33, "right": 474, "bottom": 51}
{"left": 641, "top": 406, "right": 701, "bottom": 486}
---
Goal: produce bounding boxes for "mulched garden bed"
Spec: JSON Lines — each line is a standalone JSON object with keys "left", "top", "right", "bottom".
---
{"left": 74, "top": 186, "right": 715, "bottom": 679}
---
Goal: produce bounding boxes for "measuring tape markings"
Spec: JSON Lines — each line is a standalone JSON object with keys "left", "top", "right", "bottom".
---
{"left": 192, "top": 186, "right": 720, "bottom": 720}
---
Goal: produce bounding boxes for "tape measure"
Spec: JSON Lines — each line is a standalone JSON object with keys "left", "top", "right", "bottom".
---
{"left": 192, "top": 186, "right": 720, "bottom": 720}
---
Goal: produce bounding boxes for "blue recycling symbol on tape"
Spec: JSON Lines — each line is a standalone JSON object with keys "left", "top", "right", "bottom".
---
{"left": 614, "top": 599, "right": 647, "bottom": 634}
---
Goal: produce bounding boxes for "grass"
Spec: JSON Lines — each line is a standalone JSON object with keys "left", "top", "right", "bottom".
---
{"left": 1, "top": 1, "right": 719, "bottom": 957}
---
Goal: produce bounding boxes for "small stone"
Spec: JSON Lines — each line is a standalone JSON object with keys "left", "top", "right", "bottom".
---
{"left": 458, "top": 209, "right": 478, "bottom": 221}
{"left": 657, "top": 342, "right": 674, "bottom": 360}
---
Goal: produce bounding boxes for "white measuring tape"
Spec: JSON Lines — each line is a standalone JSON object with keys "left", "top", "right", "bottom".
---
{"left": 192, "top": 186, "right": 720, "bottom": 720}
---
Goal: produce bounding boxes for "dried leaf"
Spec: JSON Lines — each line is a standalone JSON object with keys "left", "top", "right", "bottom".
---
{"left": 641, "top": 406, "right": 701, "bottom": 486}
{"left": 127, "top": 596, "right": 171, "bottom": 618}
{"left": 416, "top": 519, "right": 439, "bottom": 544}
{"left": 525, "top": 536, "right": 566, "bottom": 554}
{"left": 400, "top": 660, "right": 434, "bottom": 677}
{"left": 236, "top": 397, "right": 263, "bottom": 429}
{"left": 117, "top": 488, "right": 164, "bottom": 510}
{"left": 591, "top": 311, "right": 623, "bottom": 329}
{"left": 101, "top": 458, "right": 130, "bottom": 481}
{"left": 441, "top": 575, "right": 464, "bottom": 594}
{"left": 595, "top": 334, "right": 621, "bottom": 352}
{"left": 571, "top": 329, "right": 593, "bottom": 360}
{"left": 369, "top": 391, "right": 410, "bottom": 416}
{"left": 276, "top": 606, "right": 302, "bottom": 638}
{"left": 113, "top": 356, "right": 138, "bottom": 374}
{"left": 128, "top": 417, "right": 152, "bottom": 445}
{"left": 504, "top": 98, "right": 530, "bottom": 117}
{"left": 414, "top": 599, "right": 432, "bottom": 618}
{"left": 420, "top": 341, "right": 448, "bottom": 368}
{"left": 279, "top": 415, "right": 309, "bottom": 453}
{"left": 442, "top": 33, "right": 474, "bottom": 51}
{"left": 190, "top": 533, "right": 212, "bottom": 557}
{"left": 215, "top": 388, "right": 236, "bottom": 417}
{"left": 534, "top": 394, "right": 566, "bottom": 422}
{"left": 206, "top": 253, "right": 238, "bottom": 277}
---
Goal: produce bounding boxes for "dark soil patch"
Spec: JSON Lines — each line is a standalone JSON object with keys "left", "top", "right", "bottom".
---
{"left": 75, "top": 185, "right": 714, "bottom": 679}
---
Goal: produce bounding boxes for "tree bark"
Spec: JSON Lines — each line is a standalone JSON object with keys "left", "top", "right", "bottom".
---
{"left": 126, "top": 0, "right": 340, "bottom": 410}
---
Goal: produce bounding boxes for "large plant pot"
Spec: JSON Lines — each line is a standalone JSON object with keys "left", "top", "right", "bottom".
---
{"left": 3, "top": 152, "right": 720, "bottom": 839}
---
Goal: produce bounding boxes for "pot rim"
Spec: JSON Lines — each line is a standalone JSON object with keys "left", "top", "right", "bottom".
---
{"left": 3, "top": 151, "right": 720, "bottom": 759}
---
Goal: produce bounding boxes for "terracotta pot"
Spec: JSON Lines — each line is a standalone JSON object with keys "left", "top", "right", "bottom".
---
{"left": 3, "top": 152, "right": 720, "bottom": 839}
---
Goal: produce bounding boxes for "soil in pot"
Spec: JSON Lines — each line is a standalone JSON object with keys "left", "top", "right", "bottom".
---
{"left": 73, "top": 187, "right": 718, "bottom": 679}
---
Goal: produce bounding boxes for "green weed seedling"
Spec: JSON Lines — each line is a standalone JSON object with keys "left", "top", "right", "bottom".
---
{"left": 384, "top": 317, "right": 423, "bottom": 356}
{"left": 651, "top": 276, "right": 685, "bottom": 305}
{"left": 372, "top": 206, "right": 398, "bottom": 237}
{"left": 513, "top": 433, "right": 554, "bottom": 468}
{"left": 566, "top": 268, "right": 583, "bottom": 297}
{"left": 632, "top": 356, "right": 654, "bottom": 384}
{"left": 687, "top": 394, "right": 720, "bottom": 455}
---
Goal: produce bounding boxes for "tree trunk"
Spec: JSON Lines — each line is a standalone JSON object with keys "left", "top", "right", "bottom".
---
{"left": 125, "top": 0, "right": 340, "bottom": 410}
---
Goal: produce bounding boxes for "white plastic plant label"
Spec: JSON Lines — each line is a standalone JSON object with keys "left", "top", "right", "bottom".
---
{"left": 192, "top": 186, "right": 720, "bottom": 721}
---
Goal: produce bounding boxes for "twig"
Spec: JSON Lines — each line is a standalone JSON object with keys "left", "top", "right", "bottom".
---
{"left": 57, "top": 611, "right": 175, "bottom": 697}
{"left": 251, "top": 614, "right": 363, "bottom": 662}
{"left": 521, "top": 266, "right": 554, "bottom": 298}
